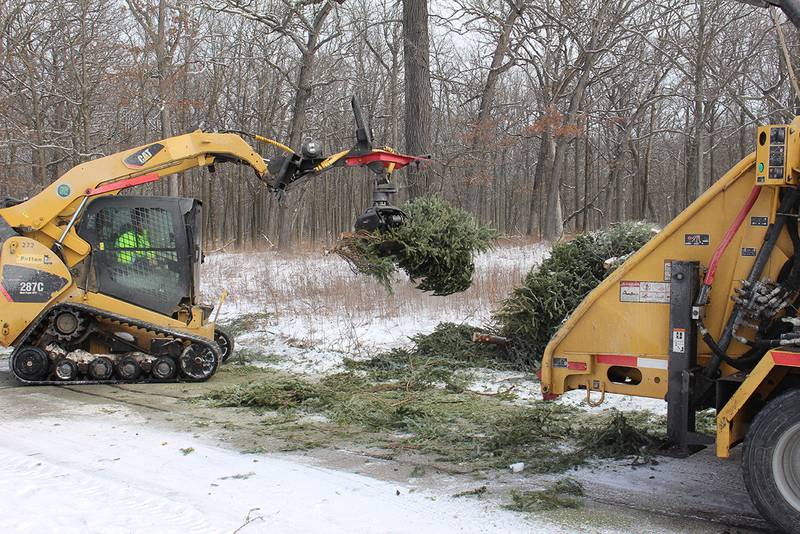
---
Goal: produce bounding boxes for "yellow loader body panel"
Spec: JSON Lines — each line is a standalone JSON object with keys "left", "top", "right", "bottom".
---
{"left": 0, "top": 237, "right": 73, "bottom": 345}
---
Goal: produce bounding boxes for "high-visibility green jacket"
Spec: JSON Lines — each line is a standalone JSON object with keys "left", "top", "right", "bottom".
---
{"left": 116, "top": 230, "right": 156, "bottom": 265}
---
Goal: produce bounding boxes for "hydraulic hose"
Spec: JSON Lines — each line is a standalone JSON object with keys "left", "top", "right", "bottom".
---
{"left": 704, "top": 186, "right": 762, "bottom": 287}
{"left": 694, "top": 185, "right": 762, "bottom": 308}
{"left": 254, "top": 134, "right": 295, "bottom": 155}
{"left": 703, "top": 188, "right": 800, "bottom": 379}
{"left": 314, "top": 150, "right": 349, "bottom": 172}
{"left": 699, "top": 320, "right": 747, "bottom": 369}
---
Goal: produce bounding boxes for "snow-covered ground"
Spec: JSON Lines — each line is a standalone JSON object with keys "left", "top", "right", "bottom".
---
{"left": 0, "top": 411, "right": 543, "bottom": 534}
{"left": 1, "top": 242, "right": 744, "bottom": 534}
{"left": 0, "top": 393, "right": 748, "bottom": 534}
{"left": 203, "top": 242, "right": 668, "bottom": 415}
{"left": 202, "top": 241, "right": 549, "bottom": 354}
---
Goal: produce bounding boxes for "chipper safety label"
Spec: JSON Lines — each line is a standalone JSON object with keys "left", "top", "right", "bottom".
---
{"left": 672, "top": 328, "right": 686, "bottom": 353}
{"left": 620, "top": 281, "right": 670, "bottom": 303}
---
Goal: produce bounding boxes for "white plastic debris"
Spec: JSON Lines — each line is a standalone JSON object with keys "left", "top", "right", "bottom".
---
{"left": 509, "top": 462, "right": 525, "bottom": 473}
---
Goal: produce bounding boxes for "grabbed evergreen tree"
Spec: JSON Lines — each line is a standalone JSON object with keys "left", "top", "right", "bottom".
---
{"left": 334, "top": 196, "right": 497, "bottom": 295}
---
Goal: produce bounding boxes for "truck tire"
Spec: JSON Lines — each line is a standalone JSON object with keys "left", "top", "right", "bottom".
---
{"left": 743, "top": 388, "right": 800, "bottom": 534}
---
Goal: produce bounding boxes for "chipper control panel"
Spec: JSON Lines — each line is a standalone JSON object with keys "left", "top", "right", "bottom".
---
{"left": 756, "top": 123, "right": 800, "bottom": 185}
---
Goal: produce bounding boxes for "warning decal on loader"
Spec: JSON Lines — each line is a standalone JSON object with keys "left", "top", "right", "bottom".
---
{"left": 620, "top": 281, "right": 670, "bottom": 303}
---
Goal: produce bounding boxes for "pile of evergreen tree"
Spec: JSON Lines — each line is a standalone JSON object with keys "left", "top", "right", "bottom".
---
{"left": 493, "top": 222, "right": 657, "bottom": 368}
{"left": 334, "top": 197, "right": 497, "bottom": 295}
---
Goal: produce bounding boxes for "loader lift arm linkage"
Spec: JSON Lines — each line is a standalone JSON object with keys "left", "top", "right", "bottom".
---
{"left": 1, "top": 95, "right": 426, "bottom": 268}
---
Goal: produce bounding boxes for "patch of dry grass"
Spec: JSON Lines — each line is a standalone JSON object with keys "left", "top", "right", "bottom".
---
{"left": 201, "top": 237, "right": 547, "bottom": 341}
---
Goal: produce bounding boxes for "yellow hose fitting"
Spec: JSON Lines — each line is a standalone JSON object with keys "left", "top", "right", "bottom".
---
{"left": 314, "top": 150, "right": 349, "bottom": 172}
{"left": 254, "top": 135, "right": 295, "bottom": 155}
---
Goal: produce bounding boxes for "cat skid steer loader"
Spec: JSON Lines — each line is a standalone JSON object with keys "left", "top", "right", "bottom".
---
{"left": 541, "top": 3, "right": 800, "bottom": 531}
{"left": 0, "top": 97, "right": 422, "bottom": 385}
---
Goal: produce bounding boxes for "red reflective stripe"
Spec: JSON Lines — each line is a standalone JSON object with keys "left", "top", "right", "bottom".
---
{"left": 596, "top": 354, "right": 638, "bottom": 367}
{"left": 772, "top": 352, "right": 800, "bottom": 367}
{"left": 567, "top": 361, "right": 587, "bottom": 371}
{"left": 0, "top": 285, "right": 12, "bottom": 302}
{"left": 87, "top": 172, "right": 160, "bottom": 196}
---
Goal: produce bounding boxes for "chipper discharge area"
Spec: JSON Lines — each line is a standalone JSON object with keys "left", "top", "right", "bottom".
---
{"left": 540, "top": 119, "right": 800, "bottom": 533}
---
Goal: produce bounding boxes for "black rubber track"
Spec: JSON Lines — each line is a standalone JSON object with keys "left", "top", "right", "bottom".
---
{"left": 9, "top": 302, "right": 220, "bottom": 385}
{"left": 214, "top": 327, "right": 235, "bottom": 363}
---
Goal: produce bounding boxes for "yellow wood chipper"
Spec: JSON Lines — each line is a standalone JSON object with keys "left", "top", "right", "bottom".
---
{"left": 540, "top": 108, "right": 800, "bottom": 534}
{"left": 540, "top": 5, "right": 800, "bottom": 531}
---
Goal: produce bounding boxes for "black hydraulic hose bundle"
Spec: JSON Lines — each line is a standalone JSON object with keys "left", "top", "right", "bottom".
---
{"left": 699, "top": 188, "right": 800, "bottom": 378}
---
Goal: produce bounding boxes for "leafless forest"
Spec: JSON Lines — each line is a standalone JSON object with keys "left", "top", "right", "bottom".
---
{"left": 0, "top": 0, "right": 797, "bottom": 247}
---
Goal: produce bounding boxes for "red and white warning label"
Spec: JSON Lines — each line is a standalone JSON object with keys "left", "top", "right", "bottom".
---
{"left": 620, "top": 281, "right": 671, "bottom": 303}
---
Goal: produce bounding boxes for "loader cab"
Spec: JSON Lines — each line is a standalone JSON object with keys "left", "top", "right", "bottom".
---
{"left": 77, "top": 196, "right": 203, "bottom": 318}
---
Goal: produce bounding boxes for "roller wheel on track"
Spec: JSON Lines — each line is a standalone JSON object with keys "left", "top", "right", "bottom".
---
{"left": 117, "top": 356, "right": 142, "bottom": 381}
{"left": 88, "top": 357, "right": 114, "bottom": 380}
{"left": 743, "top": 388, "right": 800, "bottom": 534}
{"left": 179, "top": 344, "right": 218, "bottom": 382}
{"left": 54, "top": 358, "right": 78, "bottom": 381}
{"left": 152, "top": 356, "right": 177, "bottom": 380}
{"left": 12, "top": 347, "right": 50, "bottom": 381}
{"left": 214, "top": 328, "right": 235, "bottom": 363}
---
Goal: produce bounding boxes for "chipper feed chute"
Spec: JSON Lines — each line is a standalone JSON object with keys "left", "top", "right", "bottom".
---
{"left": 541, "top": 152, "right": 777, "bottom": 405}
{"left": 540, "top": 119, "right": 800, "bottom": 533}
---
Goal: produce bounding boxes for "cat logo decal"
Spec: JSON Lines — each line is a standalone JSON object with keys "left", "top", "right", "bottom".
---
{"left": 124, "top": 143, "right": 165, "bottom": 169}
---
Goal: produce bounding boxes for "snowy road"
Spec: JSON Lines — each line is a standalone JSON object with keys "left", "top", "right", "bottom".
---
{"left": 0, "top": 377, "right": 770, "bottom": 534}
{"left": 0, "top": 243, "right": 772, "bottom": 533}
{"left": 0, "top": 416, "right": 538, "bottom": 534}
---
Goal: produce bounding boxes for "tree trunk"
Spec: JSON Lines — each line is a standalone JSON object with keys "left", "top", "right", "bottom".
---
{"left": 688, "top": 0, "right": 706, "bottom": 201}
{"left": 156, "top": 0, "right": 177, "bottom": 196}
{"left": 277, "top": 1, "right": 334, "bottom": 249}
{"left": 403, "top": 0, "right": 432, "bottom": 199}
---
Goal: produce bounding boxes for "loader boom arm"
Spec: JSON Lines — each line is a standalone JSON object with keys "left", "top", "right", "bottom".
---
{"left": 0, "top": 130, "right": 267, "bottom": 234}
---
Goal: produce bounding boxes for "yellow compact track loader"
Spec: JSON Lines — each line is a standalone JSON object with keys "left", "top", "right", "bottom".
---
{"left": 0, "top": 97, "right": 422, "bottom": 385}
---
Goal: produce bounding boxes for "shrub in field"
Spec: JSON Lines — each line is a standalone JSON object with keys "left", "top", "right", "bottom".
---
{"left": 494, "top": 221, "right": 658, "bottom": 367}
{"left": 334, "top": 196, "right": 497, "bottom": 295}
